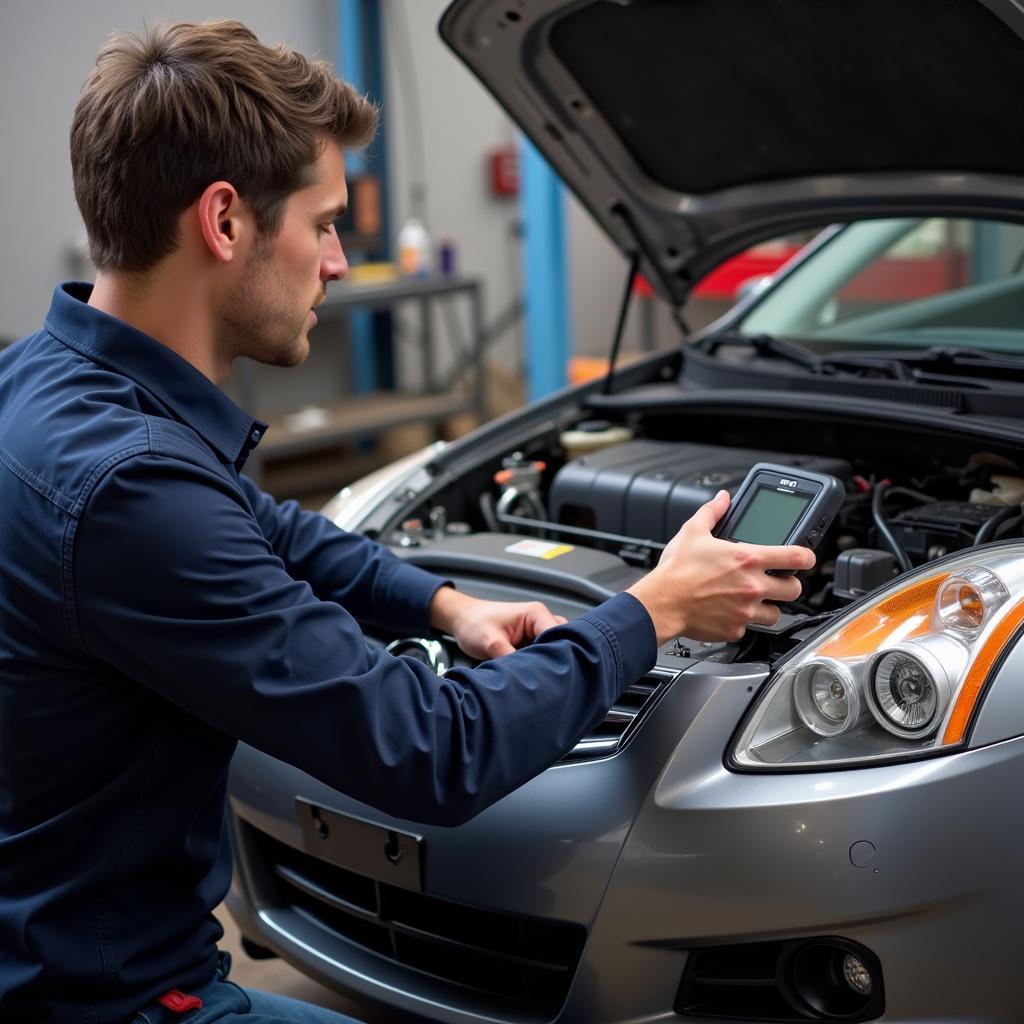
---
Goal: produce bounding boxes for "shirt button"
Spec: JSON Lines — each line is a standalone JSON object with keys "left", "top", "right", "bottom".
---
{"left": 249, "top": 428, "right": 262, "bottom": 443}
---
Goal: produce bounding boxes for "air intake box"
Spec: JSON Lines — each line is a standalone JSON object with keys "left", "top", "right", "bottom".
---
{"left": 549, "top": 440, "right": 850, "bottom": 543}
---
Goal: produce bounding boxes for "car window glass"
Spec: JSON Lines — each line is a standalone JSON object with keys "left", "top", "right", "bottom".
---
{"left": 737, "top": 218, "right": 1024, "bottom": 352}
{"left": 688, "top": 232, "right": 817, "bottom": 333}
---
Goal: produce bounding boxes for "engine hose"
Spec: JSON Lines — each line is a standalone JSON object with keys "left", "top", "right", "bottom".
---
{"left": 975, "top": 502, "right": 1024, "bottom": 545}
{"left": 871, "top": 483, "right": 913, "bottom": 574}
{"left": 880, "top": 485, "right": 937, "bottom": 505}
{"left": 479, "top": 491, "right": 500, "bottom": 534}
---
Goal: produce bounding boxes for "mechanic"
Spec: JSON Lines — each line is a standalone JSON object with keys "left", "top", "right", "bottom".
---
{"left": 0, "top": 20, "right": 815, "bottom": 1024}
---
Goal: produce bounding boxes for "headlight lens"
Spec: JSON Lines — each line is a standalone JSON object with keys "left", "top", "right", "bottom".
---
{"left": 872, "top": 651, "right": 938, "bottom": 733}
{"left": 867, "top": 636, "right": 962, "bottom": 738}
{"left": 793, "top": 659, "right": 862, "bottom": 736}
{"left": 731, "top": 543, "right": 1024, "bottom": 769}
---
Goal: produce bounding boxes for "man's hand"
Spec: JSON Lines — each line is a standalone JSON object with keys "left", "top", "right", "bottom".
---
{"left": 429, "top": 586, "right": 567, "bottom": 660}
{"left": 627, "top": 490, "right": 816, "bottom": 645}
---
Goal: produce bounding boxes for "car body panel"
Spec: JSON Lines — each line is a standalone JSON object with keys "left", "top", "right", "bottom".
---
{"left": 228, "top": 649, "right": 739, "bottom": 1022}
{"left": 439, "top": 0, "right": 1024, "bottom": 304}
{"left": 580, "top": 709, "right": 1024, "bottom": 1022}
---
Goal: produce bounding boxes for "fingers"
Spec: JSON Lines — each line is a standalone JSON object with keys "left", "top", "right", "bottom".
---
{"left": 740, "top": 542, "right": 817, "bottom": 574}
{"left": 749, "top": 601, "right": 782, "bottom": 627}
{"left": 484, "top": 635, "right": 516, "bottom": 659}
{"left": 479, "top": 605, "right": 569, "bottom": 660}
{"left": 761, "top": 573, "right": 804, "bottom": 605}
{"left": 683, "top": 489, "right": 731, "bottom": 535}
{"left": 523, "top": 602, "right": 565, "bottom": 638}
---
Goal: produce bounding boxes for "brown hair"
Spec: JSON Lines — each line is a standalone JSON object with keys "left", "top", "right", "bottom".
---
{"left": 71, "top": 20, "right": 378, "bottom": 271}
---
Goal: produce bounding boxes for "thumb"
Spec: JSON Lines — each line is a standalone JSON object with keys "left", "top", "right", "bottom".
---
{"left": 686, "top": 489, "right": 731, "bottom": 534}
{"left": 524, "top": 604, "right": 564, "bottom": 638}
{"left": 483, "top": 634, "right": 516, "bottom": 659}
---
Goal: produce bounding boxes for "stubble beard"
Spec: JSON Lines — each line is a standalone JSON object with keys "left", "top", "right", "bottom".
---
{"left": 220, "top": 243, "right": 311, "bottom": 369}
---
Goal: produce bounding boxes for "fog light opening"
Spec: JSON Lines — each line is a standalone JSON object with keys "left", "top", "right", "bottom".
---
{"left": 786, "top": 940, "right": 883, "bottom": 1020}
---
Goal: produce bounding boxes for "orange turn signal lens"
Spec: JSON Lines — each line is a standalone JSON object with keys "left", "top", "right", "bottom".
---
{"left": 943, "top": 598, "right": 1024, "bottom": 745}
{"left": 818, "top": 574, "right": 948, "bottom": 660}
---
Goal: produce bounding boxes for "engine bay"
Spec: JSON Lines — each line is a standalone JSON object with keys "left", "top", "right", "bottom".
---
{"left": 385, "top": 405, "right": 1024, "bottom": 666}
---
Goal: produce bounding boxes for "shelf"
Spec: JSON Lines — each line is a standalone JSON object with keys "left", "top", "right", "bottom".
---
{"left": 256, "top": 391, "right": 476, "bottom": 462}
{"left": 317, "top": 275, "right": 482, "bottom": 313}
{"left": 238, "top": 275, "right": 485, "bottom": 498}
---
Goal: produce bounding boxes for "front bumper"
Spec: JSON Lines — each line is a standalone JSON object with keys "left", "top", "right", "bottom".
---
{"left": 228, "top": 656, "right": 1024, "bottom": 1024}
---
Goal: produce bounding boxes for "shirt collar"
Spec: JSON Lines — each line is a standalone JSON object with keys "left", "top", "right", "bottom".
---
{"left": 43, "top": 283, "right": 268, "bottom": 467}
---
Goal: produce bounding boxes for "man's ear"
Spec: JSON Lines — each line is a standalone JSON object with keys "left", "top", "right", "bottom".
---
{"left": 196, "top": 181, "right": 247, "bottom": 263}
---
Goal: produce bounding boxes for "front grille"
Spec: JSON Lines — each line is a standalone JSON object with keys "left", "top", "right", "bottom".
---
{"left": 254, "top": 829, "right": 586, "bottom": 1018}
{"left": 560, "top": 668, "right": 672, "bottom": 763}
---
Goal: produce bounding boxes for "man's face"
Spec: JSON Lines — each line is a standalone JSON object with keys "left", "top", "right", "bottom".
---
{"left": 220, "top": 141, "right": 349, "bottom": 368}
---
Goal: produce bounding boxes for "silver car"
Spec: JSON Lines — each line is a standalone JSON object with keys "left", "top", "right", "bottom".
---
{"left": 227, "top": 2, "right": 1024, "bottom": 1021}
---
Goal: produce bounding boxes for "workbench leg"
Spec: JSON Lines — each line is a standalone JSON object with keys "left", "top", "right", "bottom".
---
{"left": 420, "top": 297, "right": 436, "bottom": 392}
{"left": 471, "top": 282, "right": 486, "bottom": 423}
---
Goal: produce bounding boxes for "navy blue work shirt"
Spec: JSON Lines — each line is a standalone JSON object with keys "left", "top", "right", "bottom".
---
{"left": 0, "top": 284, "right": 656, "bottom": 1023}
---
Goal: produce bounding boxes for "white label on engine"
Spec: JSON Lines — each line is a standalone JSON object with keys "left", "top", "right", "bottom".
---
{"left": 504, "top": 539, "right": 574, "bottom": 560}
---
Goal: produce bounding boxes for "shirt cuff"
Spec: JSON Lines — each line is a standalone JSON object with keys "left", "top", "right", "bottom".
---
{"left": 579, "top": 590, "right": 658, "bottom": 692}
{"left": 379, "top": 559, "right": 453, "bottom": 635}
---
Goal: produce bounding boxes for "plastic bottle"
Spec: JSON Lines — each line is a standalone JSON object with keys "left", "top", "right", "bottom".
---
{"left": 397, "top": 217, "right": 431, "bottom": 277}
{"left": 559, "top": 421, "right": 635, "bottom": 459}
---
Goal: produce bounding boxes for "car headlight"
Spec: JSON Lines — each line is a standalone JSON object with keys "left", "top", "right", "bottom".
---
{"left": 319, "top": 441, "right": 445, "bottom": 531}
{"left": 731, "top": 542, "right": 1024, "bottom": 770}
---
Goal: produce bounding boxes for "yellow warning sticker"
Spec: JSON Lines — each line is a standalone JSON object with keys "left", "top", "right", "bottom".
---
{"left": 504, "top": 539, "right": 575, "bottom": 560}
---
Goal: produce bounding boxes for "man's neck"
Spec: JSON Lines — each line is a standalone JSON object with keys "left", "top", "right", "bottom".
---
{"left": 88, "top": 269, "right": 223, "bottom": 382}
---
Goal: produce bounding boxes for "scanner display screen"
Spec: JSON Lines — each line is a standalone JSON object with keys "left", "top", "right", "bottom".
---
{"left": 729, "top": 486, "right": 811, "bottom": 545}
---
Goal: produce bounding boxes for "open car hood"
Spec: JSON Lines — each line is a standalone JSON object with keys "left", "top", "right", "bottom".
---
{"left": 440, "top": 0, "right": 1024, "bottom": 306}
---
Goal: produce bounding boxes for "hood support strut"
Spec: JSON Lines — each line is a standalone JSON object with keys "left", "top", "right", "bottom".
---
{"left": 602, "top": 251, "right": 640, "bottom": 396}
{"left": 602, "top": 205, "right": 690, "bottom": 394}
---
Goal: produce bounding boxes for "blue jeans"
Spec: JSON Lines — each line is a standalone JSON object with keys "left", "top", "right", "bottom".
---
{"left": 132, "top": 955, "right": 362, "bottom": 1024}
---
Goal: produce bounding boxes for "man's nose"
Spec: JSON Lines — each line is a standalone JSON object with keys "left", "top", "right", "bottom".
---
{"left": 321, "top": 229, "right": 347, "bottom": 282}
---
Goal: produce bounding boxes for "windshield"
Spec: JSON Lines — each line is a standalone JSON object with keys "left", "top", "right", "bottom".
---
{"left": 737, "top": 218, "right": 1024, "bottom": 353}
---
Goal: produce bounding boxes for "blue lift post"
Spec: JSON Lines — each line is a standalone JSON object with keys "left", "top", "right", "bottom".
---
{"left": 520, "top": 137, "right": 572, "bottom": 401}
{"left": 338, "top": 0, "right": 390, "bottom": 394}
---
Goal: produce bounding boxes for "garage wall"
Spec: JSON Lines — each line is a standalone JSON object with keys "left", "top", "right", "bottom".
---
{"left": 382, "top": 0, "right": 673, "bottom": 376}
{"left": 0, "top": 0, "right": 335, "bottom": 342}
{"left": 0, "top": 1, "right": 668, "bottom": 368}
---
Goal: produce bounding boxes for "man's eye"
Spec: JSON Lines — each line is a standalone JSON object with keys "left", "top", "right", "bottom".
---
{"left": 318, "top": 222, "right": 336, "bottom": 236}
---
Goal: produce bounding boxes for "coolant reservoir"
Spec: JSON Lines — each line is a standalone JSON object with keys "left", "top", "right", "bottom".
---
{"left": 970, "top": 474, "right": 1024, "bottom": 506}
{"left": 559, "top": 420, "right": 634, "bottom": 459}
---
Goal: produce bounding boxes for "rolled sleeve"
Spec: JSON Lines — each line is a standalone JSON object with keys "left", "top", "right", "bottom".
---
{"left": 579, "top": 590, "right": 658, "bottom": 692}
{"left": 372, "top": 557, "right": 452, "bottom": 636}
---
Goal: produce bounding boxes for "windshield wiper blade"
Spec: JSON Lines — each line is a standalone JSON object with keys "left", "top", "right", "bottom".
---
{"left": 819, "top": 346, "right": 1024, "bottom": 385}
{"left": 817, "top": 353, "right": 912, "bottom": 380}
{"left": 923, "top": 345, "right": 1024, "bottom": 371}
{"left": 702, "top": 332, "right": 822, "bottom": 371}
{"left": 701, "top": 334, "right": 1024, "bottom": 385}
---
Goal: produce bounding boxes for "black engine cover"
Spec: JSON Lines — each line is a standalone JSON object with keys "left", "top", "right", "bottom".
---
{"left": 549, "top": 440, "right": 851, "bottom": 544}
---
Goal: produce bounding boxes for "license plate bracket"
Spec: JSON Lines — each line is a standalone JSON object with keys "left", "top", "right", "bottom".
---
{"left": 295, "top": 798, "right": 423, "bottom": 891}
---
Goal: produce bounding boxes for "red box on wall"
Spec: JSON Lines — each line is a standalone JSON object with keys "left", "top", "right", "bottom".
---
{"left": 489, "top": 146, "right": 519, "bottom": 197}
